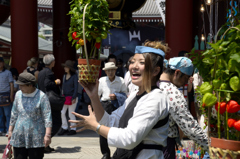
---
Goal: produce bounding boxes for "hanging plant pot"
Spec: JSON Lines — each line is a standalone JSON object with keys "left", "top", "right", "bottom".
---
{"left": 69, "top": 2, "right": 109, "bottom": 84}
{"left": 209, "top": 137, "right": 240, "bottom": 159}
{"left": 78, "top": 59, "right": 101, "bottom": 83}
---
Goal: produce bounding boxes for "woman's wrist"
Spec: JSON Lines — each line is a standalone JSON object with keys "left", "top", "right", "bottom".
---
{"left": 45, "top": 134, "right": 51, "bottom": 138}
{"left": 89, "top": 93, "right": 99, "bottom": 100}
{"left": 96, "top": 124, "right": 101, "bottom": 134}
{"left": 92, "top": 122, "right": 100, "bottom": 132}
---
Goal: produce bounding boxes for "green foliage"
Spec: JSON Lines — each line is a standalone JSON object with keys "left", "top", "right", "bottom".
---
{"left": 189, "top": 25, "right": 240, "bottom": 103}
{"left": 68, "top": 0, "right": 110, "bottom": 59}
{"left": 189, "top": 24, "right": 240, "bottom": 140}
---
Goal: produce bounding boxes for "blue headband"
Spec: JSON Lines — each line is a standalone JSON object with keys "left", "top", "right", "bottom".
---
{"left": 135, "top": 46, "right": 165, "bottom": 58}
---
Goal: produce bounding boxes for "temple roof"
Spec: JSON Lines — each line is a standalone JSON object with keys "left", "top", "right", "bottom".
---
{"left": 37, "top": 0, "right": 161, "bottom": 17}
{"left": 132, "top": 0, "right": 161, "bottom": 17}
{"left": 38, "top": 0, "right": 52, "bottom": 7}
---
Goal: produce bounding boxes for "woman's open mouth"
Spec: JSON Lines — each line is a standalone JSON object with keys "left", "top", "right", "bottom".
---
{"left": 132, "top": 73, "right": 141, "bottom": 80}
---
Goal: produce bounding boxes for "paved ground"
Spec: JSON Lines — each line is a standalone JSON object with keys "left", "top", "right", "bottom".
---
{"left": 0, "top": 130, "right": 116, "bottom": 159}
{"left": 0, "top": 107, "right": 116, "bottom": 159}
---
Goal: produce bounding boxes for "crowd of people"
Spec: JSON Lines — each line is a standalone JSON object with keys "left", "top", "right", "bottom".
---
{"left": 0, "top": 40, "right": 209, "bottom": 159}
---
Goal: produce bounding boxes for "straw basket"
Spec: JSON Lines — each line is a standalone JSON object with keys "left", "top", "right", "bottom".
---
{"left": 78, "top": 59, "right": 101, "bottom": 83}
{"left": 77, "top": 3, "right": 101, "bottom": 83}
{"left": 209, "top": 137, "right": 240, "bottom": 159}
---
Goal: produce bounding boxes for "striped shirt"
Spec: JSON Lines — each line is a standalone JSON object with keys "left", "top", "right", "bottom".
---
{"left": 0, "top": 69, "right": 14, "bottom": 93}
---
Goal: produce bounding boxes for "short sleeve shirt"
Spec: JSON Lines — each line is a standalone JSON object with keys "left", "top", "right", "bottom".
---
{"left": 98, "top": 76, "right": 128, "bottom": 101}
{"left": 0, "top": 69, "right": 14, "bottom": 93}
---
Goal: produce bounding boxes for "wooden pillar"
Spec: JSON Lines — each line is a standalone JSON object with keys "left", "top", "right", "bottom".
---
{"left": 11, "top": 0, "right": 38, "bottom": 72}
{"left": 165, "top": 0, "right": 193, "bottom": 58}
{"left": 52, "top": 0, "right": 76, "bottom": 79}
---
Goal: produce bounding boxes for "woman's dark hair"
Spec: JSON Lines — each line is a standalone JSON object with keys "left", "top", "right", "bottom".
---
{"left": 142, "top": 53, "right": 163, "bottom": 93}
{"left": 164, "top": 67, "right": 185, "bottom": 77}
{"left": 126, "top": 56, "right": 133, "bottom": 71}
{"left": 10, "top": 68, "right": 19, "bottom": 80}
{"left": 178, "top": 50, "right": 188, "bottom": 57}
{"left": 108, "top": 54, "right": 117, "bottom": 62}
{"left": 141, "top": 40, "right": 170, "bottom": 93}
{"left": 164, "top": 67, "right": 175, "bottom": 75}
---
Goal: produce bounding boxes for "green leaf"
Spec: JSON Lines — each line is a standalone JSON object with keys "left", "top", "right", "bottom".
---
{"left": 203, "top": 58, "right": 215, "bottom": 64}
{"left": 208, "top": 40, "right": 222, "bottom": 51}
{"left": 224, "top": 70, "right": 229, "bottom": 75}
{"left": 230, "top": 53, "right": 240, "bottom": 62}
{"left": 220, "top": 41, "right": 231, "bottom": 47}
{"left": 103, "top": 21, "right": 109, "bottom": 24}
{"left": 202, "top": 49, "right": 213, "bottom": 56}
{"left": 93, "top": 12, "right": 99, "bottom": 15}
{"left": 88, "top": 24, "right": 92, "bottom": 29}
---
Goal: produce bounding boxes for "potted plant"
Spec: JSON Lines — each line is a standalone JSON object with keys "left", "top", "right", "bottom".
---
{"left": 68, "top": 0, "right": 110, "bottom": 83}
{"left": 190, "top": 22, "right": 240, "bottom": 158}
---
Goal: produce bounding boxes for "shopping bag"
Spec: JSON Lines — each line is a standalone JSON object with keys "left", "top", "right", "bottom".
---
{"left": 2, "top": 140, "right": 12, "bottom": 159}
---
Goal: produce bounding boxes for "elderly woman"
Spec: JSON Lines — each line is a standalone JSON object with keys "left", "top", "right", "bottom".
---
{"left": 8, "top": 72, "right": 52, "bottom": 159}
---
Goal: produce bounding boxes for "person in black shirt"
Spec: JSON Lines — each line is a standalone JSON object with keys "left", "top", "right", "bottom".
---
{"left": 38, "top": 54, "right": 61, "bottom": 153}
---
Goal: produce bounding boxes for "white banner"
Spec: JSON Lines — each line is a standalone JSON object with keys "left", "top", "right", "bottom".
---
{"left": 155, "top": 0, "right": 166, "bottom": 25}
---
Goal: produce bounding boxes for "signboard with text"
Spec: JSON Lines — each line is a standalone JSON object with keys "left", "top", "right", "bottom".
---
{"left": 155, "top": 0, "right": 166, "bottom": 25}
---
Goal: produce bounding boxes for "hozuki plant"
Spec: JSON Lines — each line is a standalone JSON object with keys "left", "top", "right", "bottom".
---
{"left": 190, "top": 24, "right": 240, "bottom": 141}
{"left": 68, "top": 0, "right": 110, "bottom": 59}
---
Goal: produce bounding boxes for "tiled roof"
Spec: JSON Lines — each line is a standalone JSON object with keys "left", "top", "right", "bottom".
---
{"left": 133, "top": 0, "right": 161, "bottom": 17}
{"left": 38, "top": 0, "right": 52, "bottom": 7}
{"left": 37, "top": 0, "right": 161, "bottom": 17}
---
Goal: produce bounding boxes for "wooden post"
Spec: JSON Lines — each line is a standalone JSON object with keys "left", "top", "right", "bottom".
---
{"left": 11, "top": 0, "right": 38, "bottom": 72}
{"left": 165, "top": 0, "right": 193, "bottom": 58}
{"left": 52, "top": 0, "right": 76, "bottom": 79}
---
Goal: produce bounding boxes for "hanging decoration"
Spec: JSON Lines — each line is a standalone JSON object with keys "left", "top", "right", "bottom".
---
{"left": 227, "top": 1, "right": 238, "bottom": 26}
{"left": 155, "top": 0, "right": 166, "bottom": 25}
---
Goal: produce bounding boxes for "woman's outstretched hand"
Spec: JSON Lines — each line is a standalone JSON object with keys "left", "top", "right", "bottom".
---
{"left": 79, "top": 79, "right": 99, "bottom": 99}
{"left": 69, "top": 105, "right": 99, "bottom": 132}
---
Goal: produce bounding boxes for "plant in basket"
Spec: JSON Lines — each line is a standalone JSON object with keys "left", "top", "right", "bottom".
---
{"left": 189, "top": 22, "right": 240, "bottom": 158}
{"left": 68, "top": 0, "right": 110, "bottom": 83}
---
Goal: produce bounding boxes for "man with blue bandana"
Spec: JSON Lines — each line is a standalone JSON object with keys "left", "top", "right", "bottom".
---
{"left": 158, "top": 57, "right": 208, "bottom": 159}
